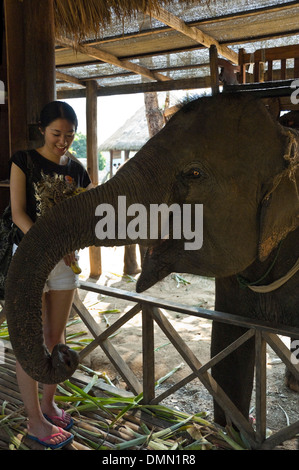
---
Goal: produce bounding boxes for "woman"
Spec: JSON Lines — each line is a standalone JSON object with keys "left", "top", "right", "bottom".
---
{"left": 10, "top": 101, "right": 93, "bottom": 449}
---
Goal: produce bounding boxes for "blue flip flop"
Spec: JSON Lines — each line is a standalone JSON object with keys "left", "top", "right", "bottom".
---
{"left": 43, "top": 410, "right": 74, "bottom": 431}
{"left": 28, "top": 428, "right": 74, "bottom": 450}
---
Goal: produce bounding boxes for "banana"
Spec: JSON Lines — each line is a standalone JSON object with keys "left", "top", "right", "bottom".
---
{"left": 71, "top": 261, "right": 82, "bottom": 274}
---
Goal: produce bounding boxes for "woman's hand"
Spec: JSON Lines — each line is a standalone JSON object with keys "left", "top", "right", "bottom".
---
{"left": 63, "top": 252, "right": 77, "bottom": 267}
{"left": 63, "top": 252, "right": 82, "bottom": 274}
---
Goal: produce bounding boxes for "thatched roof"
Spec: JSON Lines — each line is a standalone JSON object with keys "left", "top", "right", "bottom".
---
{"left": 55, "top": 0, "right": 299, "bottom": 108}
{"left": 54, "top": 0, "right": 201, "bottom": 41}
{"left": 99, "top": 107, "right": 149, "bottom": 152}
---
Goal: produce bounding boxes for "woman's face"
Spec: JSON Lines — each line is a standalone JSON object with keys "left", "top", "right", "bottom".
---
{"left": 42, "top": 118, "right": 76, "bottom": 158}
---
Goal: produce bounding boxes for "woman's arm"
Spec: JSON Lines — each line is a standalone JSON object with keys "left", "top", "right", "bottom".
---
{"left": 10, "top": 162, "right": 34, "bottom": 235}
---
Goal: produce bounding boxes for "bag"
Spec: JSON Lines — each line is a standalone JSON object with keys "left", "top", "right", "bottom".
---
{"left": 0, "top": 205, "right": 18, "bottom": 300}
{"left": 0, "top": 151, "right": 33, "bottom": 300}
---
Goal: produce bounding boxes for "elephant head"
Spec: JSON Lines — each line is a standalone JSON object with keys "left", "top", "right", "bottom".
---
{"left": 5, "top": 93, "right": 299, "bottom": 384}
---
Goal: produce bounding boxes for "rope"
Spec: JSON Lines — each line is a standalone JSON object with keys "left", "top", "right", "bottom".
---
{"left": 247, "top": 256, "right": 299, "bottom": 293}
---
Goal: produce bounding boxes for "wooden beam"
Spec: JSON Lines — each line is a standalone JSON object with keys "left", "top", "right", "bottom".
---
{"left": 56, "top": 38, "right": 171, "bottom": 82}
{"left": 56, "top": 70, "right": 85, "bottom": 87}
{"left": 241, "top": 44, "right": 299, "bottom": 64}
{"left": 146, "top": 5, "right": 238, "bottom": 64}
{"left": 57, "top": 76, "right": 212, "bottom": 99}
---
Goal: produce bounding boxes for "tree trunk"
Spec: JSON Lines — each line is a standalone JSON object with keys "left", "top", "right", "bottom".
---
{"left": 144, "top": 92, "right": 164, "bottom": 138}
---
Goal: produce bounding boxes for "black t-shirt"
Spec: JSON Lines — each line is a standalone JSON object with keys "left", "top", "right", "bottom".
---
{"left": 9, "top": 149, "right": 91, "bottom": 241}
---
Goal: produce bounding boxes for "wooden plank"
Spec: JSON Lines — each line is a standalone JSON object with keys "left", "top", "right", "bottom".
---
{"left": 56, "top": 38, "right": 171, "bottom": 82}
{"left": 295, "top": 58, "right": 299, "bottom": 78}
{"left": 142, "top": 305, "right": 155, "bottom": 403}
{"left": 255, "top": 330, "right": 267, "bottom": 444}
{"left": 57, "top": 76, "right": 212, "bottom": 98}
{"left": 72, "top": 295, "right": 143, "bottom": 395}
{"left": 242, "top": 44, "right": 299, "bottom": 64}
{"left": 147, "top": 5, "right": 238, "bottom": 64}
{"left": 78, "top": 281, "right": 299, "bottom": 339}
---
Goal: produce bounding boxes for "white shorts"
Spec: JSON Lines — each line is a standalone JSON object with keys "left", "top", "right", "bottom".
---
{"left": 12, "top": 244, "right": 80, "bottom": 292}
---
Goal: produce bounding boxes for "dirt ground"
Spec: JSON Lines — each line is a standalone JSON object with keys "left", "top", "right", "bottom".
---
{"left": 74, "top": 246, "right": 299, "bottom": 450}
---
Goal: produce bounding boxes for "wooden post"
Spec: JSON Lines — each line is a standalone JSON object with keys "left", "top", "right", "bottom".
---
{"left": 86, "top": 80, "right": 98, "bottom": 186}
{"left": 5, "top": 0, "right": 55, "bottom": 154}
{"left": 209, "top": 45, "right": 219, "bottom": 95}
{"left": 280, "top": 59, "right": 286, "bottom": 80}
{"left": 238, "top": 48, "right": 246, "bottom": 84}
{"left": 255, "top": 330, "right": 267, "bottom": 444}
{"left": 142, "top": 304, "right": 155, "bottom": 403}
{"left": 86, "top": 80, "right": 101, "bottom": 278}
{"left": 24, "top": 0, "right": 56, "bottom": 148}
{"left": 267, "top": 60, "right": 273, "bottom": 81}
{"left": 109, "top": 150, "right": 113, "bottom": 178}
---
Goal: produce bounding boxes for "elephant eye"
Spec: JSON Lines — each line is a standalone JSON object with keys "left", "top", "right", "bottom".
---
{"left": 185, "top": 168, "right": 202, "bottom": 179}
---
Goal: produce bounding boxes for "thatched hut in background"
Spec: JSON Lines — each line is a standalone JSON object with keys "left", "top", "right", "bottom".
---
{"left": 99, "top": 107, "right": 150, "bottom": 177}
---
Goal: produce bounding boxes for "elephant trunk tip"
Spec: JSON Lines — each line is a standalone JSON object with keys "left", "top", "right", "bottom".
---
{"left": 21, "top": 344, "right": 80, "bottom": 385}
{"left": 51, "top": 344, "right": 79, "bottom": 377}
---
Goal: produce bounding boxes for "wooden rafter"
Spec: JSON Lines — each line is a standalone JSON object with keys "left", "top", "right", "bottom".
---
{"left": 145, "top": 5, "right": 238, "bottom": 64}
{"left": 56, "top": 37, "right": 171, "bottom": 83}
{"left": 56, "top": 70, "right": 86, "bottom": 86}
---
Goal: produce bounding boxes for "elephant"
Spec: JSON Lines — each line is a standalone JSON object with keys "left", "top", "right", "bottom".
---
{"left": 5, "top": 93, "right": 299, "bottom": 427}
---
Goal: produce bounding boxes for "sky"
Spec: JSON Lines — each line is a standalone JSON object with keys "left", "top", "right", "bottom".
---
{"left": 65, "top": 93, "right": 145, "bottom": 145}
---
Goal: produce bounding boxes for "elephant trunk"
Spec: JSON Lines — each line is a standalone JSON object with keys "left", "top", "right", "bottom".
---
{"left": 5, "top": 152, "right": 168, "bottom": 384}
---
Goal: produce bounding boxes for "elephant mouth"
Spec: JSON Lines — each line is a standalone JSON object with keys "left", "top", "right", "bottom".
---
{"left": 136, "top": 238, "right": 184, "bottom": 292}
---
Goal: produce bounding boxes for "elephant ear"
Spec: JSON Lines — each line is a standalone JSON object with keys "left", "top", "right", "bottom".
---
{"left": 259, "top": 131, "right": 299, "bottom": 261}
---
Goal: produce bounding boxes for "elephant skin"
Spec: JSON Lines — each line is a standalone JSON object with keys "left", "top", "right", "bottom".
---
{"left": 5, "top": 94, "right": 299, "bottom": 429}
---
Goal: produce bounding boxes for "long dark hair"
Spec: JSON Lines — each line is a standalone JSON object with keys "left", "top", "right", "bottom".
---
{"left": 39, "top": 101, "right": 78, "bottom": 131}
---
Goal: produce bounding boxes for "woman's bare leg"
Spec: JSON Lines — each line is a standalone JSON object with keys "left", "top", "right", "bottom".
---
{"left": 40, "top": 289, "right": 75, "bottom": 424}
{"left": 16, "top": 289, "right": 75, "bottom": 442}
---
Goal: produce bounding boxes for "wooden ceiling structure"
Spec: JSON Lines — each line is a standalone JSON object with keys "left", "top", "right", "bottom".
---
{"left": 55, "top": 0, "right": 299, "bottom": 100}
